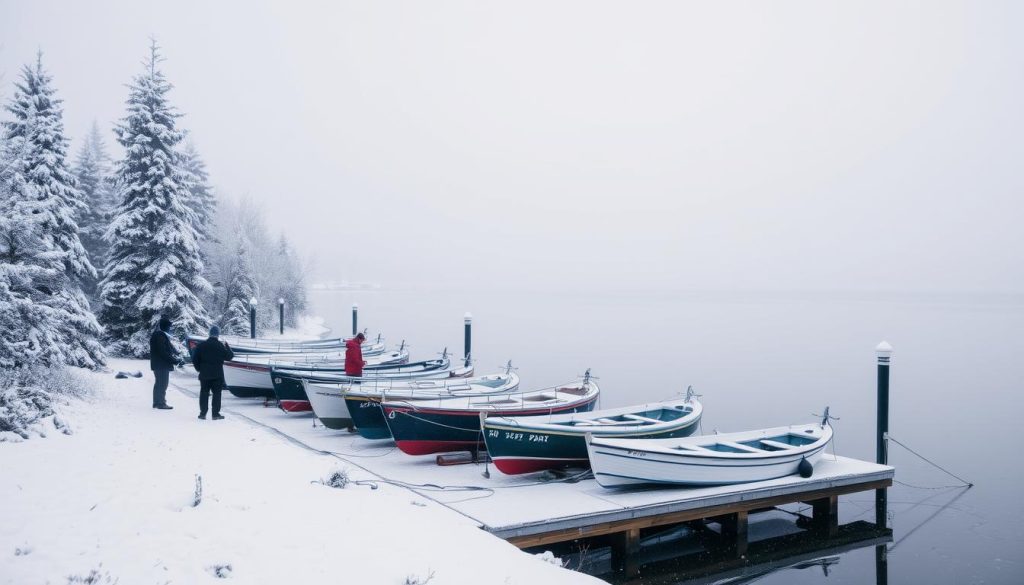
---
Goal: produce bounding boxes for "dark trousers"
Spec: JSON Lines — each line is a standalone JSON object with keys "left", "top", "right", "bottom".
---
{"left": 200, "top": 378, "right": 224, "bottom": 416}
{"left": 153, "top": 369, "right": 170, "bottom": 406}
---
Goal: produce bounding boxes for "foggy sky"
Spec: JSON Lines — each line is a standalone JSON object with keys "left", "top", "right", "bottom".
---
{"left": 2, "top": 1, "right": 1021, "bottom": 292}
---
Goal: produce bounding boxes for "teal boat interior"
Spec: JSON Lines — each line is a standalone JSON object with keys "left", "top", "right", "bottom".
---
{"left": 687, "top": 433, "right": 819, "bottom": 453}
{"left": 565, "top": 406, "right": 693, "bottom": 428}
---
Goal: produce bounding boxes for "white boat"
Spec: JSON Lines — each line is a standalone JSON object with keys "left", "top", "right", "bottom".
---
{"left": 223, "top": 349, "right": 408, "bottom": 398}
{"left": 299, "top": 363, "right": 484, "bottom": 429}
{"left": 343, "top": 372, "right": 522, "bottom": 438}
{"left": 187, "top": 333, "right": 389, "bottom": 356}
{"left": 586, "top": 417, "right": 834, "bottom": 488}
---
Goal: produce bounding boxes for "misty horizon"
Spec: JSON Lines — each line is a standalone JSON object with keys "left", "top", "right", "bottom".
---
{"left": 2, "top": 1, "right": 1021, "bottom": 294}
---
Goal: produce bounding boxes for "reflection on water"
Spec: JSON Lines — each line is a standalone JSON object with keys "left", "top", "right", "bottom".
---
{"left": 528, "top": 513, "right": 890, "bottom": 584}
{"left": 310, "top": 288, "right": 1024, "bottom": 584}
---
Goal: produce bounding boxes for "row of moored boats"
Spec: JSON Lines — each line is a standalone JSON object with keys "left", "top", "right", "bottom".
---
{"left": 188, "top": 333, "right": 835, "bottom": 487}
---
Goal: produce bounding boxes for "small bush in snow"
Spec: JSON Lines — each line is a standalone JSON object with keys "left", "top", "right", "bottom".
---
{"left": 14, "top": 545, "right": 32, "bottom": 556}
{"left": 535, "top": 551, "right": 565, "bottom": 567}
{"left": 0, "top": 364, "right": 91, "bottom": 441}
{"left": 322, "top": 468, "right": 350, "bottom": 489}
{"left": 66, "top": 567, "right": 117, "bottom": 584}
{"left": 207, "top": 564, "right": 233, "bottom": 578}
{"left": 193, "top": 474, "right": 203, "bottom": 507}
{"left": 403, "top": 569, "right": 435, "bottom": 585}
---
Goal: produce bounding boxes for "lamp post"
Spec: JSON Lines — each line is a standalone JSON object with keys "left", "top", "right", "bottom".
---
{"left": 249, "top": 297, "right": 258, "bottom": 339}
{"left": 463, "top": 312, "right": 472, "bottom": 367}
{"left": 278, "top": 298, "right": 285, "bottom": 335}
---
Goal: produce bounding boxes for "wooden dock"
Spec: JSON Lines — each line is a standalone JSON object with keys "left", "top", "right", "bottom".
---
{"left": 486, "top": 456, "right": 891, "bottom": 554}
{"left": 172, "top": 376, "right": 894, "bottom": 576}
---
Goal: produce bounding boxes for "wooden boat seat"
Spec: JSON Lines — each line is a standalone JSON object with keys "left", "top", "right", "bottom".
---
{"left": 411, "top": 380, "right": 441, "bottom": 387}
{"left": 759, "top": 439, "right": 797, "bottom": 451}
{"left": 673, "top": 444, "right": 714, "bottom": 452}
{"left": 577, "top": 418, "right": 644, "bottom": 426}
{"left": 721, "top": 441, "right": 767, "bottom": 453}
{"left": 622, "top": 414, "right": 662, "bottom": 424}
{"left": 522, "top": 394, "right": 556, "bottom": 402}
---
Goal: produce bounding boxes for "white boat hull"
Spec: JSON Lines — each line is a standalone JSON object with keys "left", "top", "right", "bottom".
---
{"left": 224, "top": 362, "right": 273, "bottom": 392}
{"left": 303, "top": 381, "right": 353, "bottom": 430}
{"left": 586, "top": 424, "right": 833, "bottom": 487}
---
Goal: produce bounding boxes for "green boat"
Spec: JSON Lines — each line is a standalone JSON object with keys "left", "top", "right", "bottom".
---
{"left": 482, "top": 389, "right": 702, "bottom": 475}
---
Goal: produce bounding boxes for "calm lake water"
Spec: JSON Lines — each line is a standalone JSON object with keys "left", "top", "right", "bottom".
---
{"left": 310, "top": 287, "right": 1024, "bottom": 584}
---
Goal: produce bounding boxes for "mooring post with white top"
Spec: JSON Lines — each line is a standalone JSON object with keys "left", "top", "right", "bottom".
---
{"left": 875, "top": 341, "right": 892, "bottom": 528}
{"left": 463, "top": 312, "right": 472, "bottom": 367}
{"left": 249, "top": 297, "right": 258, "bottom": 339}
{"left": 351, "top": 303, "right": 358, "bottom": 336}
{"left": 278, "top": 298, "right": 285, "bottom": 335}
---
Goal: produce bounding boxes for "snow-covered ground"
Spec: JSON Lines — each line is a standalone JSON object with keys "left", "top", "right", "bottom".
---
{"left": 257, "top": 314, "right": 331, "bottom": 341}
{"left": 0, "top": 358, "right": 599, "bottom": 585}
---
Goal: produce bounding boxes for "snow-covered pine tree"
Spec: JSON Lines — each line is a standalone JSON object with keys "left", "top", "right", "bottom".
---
{"left": 177, "top": 140, "right": 216, "bottom": 242}
{"left": 3, "top": 55, "right": 94, "bottom": 279}
{"left": 220, "top": 237, "right": 258, "bottom": 336}
{"left": 72, "top": 121, "right": 116, "bottom": 298}
{"left": 98, "top": 42, "right": 211, "bottom": 356}
{"left": 0, "top": 215, "right": 67, "bottom": 369}
{"left": 270, "top": 234, "right": 307, "bottom": 328}
{"left": 1, "top": 54, "right": 105, "bottom": 369}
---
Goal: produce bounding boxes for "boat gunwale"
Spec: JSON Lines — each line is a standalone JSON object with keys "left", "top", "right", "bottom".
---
{"left": 483, "top": 398, "right": 702, "bottom": 436}
{"left": 590, "top": 423, "right": 832, "bottom": 460}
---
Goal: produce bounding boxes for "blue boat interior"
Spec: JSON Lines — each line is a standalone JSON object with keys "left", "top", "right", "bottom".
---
{"left": 565, "top": 406, "right": 692, "bottom": 427}
{"left": 475, "top": 377, "right": 507, "bottom": 388}
{"left": 709, "top": 433, "right": 818, "bottom": 452}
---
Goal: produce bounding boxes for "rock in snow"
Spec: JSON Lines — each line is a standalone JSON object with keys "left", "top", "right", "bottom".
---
{"left": 0, "top": 358, "right": 599, "bottom": 585}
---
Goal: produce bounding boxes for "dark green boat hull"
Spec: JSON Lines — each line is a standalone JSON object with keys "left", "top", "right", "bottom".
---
{"left": 484, "top": 419, "right": 699, "bottom": 475}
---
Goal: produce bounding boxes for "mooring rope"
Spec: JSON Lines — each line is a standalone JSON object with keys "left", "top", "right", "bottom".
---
{"left": 893, "top": 479, "right": 972, "bottom": 490}
{"left": 887, "top": 434, "right": 973, "bottom": 487}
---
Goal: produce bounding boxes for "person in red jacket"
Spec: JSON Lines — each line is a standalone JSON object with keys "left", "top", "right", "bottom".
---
{"left": 345, "top": 332, "right": 366, "bottom": 377}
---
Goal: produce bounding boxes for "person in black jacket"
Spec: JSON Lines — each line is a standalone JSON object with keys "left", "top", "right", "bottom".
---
{"left": 149, "top": 316, "right": 181, "bottom": 410}
{"left": 191, "top": 325, "right": 234, "bottom": 420}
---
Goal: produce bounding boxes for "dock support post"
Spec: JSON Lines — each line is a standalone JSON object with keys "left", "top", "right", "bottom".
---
{"left": 278, "top": 298, "right": 284, "bottom": 335}
{"left": 810, "top": 495, "right": 839, "bottom": 537}
{"left": 249, "top": 297, "right": 258, "bottom": 339}
{"left": 875, "top": 543, "right": 889, "bottom": 585}
{"left": 351, "top": 303, "right": 358, "bottom": 336}
{"left": 463, "top": 312, "right": 472, "bottom": 367}
{"left": 719, "top": 511, "right": 748, "bottom": 557}
{"left": 610, "top": 528, "right": 640, "bottom": 576}
{"left": 875, "top": 341, "right": 892, "bottom": 528}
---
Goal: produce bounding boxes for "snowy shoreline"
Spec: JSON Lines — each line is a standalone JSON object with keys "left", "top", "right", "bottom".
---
{"left": 0, "top": 358, "right": 599, "bottom": 584}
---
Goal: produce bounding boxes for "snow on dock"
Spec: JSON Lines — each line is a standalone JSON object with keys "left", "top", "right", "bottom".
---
{"left": 170, "top": 374, "right": 894, "bottom": 555}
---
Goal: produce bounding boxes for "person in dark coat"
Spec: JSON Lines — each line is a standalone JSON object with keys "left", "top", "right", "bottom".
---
{"left": 149, "top": 316, "right": 180, "bottom": 409}
{"left": 191, "top": 325, "right": 234, "bottom": 420}
{"left": 344, "top": 332, "right": 366, "bottom": 377}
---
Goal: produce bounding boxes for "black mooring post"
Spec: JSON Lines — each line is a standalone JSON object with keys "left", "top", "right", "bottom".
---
{"left": 351, "top": 303, "right": 358, "bottom": 336}
{"left": 875, "top": 543, "right": 889, "bottom": 585}
{"left": 249, "top": 297, "right": 258, "bottom": 339}
{"left": 278, "top": 298, "right": 284, "bottom": 335}
{"left": 463, "top": 312, "right": 472, "bottom": 366}
{"left": 875, "top": 341, "right": 892, "bottom": 528}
